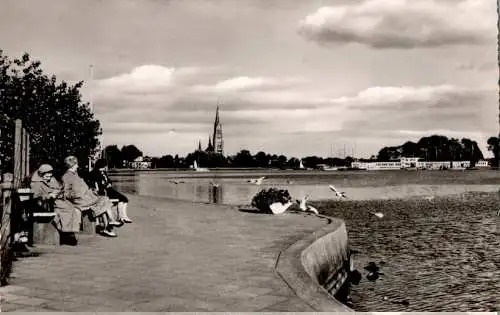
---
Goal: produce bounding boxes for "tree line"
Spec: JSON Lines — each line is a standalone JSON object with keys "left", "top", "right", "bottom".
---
{"left": 376, "top": 135, "right": 486, "bottom": 166}
{"left": 106, "top": 134, "right": 499, "bottom": 169}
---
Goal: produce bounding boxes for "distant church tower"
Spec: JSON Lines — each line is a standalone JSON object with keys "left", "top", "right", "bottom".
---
{"left": 211, "top": 105, "right": 224, "bottom": 155}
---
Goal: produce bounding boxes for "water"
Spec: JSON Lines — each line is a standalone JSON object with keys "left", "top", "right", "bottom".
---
{"left": 110, "top": 169, "right": 500, "bottom": 311}
{"left": 110, "top": 169, "right": 500, "bottom": 205}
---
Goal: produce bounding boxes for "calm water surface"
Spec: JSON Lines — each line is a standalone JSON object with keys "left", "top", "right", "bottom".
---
{"left": 110, "top": 169, "right": 500, "bottom": 205}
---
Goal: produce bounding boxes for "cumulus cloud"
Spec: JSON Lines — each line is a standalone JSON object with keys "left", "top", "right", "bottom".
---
{"left": 298, "top": 0, "right": 495, "bottom": 49}
{"left": 338, "top": 84, "right": 493, "bottom": 134}
{"left": 94, "top": 64, "right": 495, "bottom": 157}
{"left": 97, "top": 65, "right": 203, "bottom": 94}
{"left": 192, "top": 76, "right": 307, "bottom": 93}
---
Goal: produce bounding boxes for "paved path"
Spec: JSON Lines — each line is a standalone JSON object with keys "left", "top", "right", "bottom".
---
{"left": 2, "top": 195, "right": 330, "bottom": 311}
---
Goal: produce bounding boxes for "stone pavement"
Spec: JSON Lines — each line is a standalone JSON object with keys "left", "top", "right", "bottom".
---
{"left": 1, "top": 195, "right": 332, "bottom": 311}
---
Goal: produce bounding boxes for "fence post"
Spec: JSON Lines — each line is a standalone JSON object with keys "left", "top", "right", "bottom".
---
{"left": 13, "top": 120, "right": 22, "bottom": 189}
{"left": 21, "top": 129, "right": 26, "bottom": 181}
{"left": 23, "top": 131, "right": 29, "bottom": 179}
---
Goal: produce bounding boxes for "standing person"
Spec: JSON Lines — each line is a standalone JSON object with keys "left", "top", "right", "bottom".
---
{"left": 30, "top": 164, "right": 81, "bottom": 245}
{"left": 91, "top": 159, "right": 132, "bottom": 223}
{"left": 62, "top": 156, "right": 121, "bottom": 237}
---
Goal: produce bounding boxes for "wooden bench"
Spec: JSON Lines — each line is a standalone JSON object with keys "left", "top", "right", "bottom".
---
{"left": 15, "top": 188, "right": 60, "bottom": 246}
{"left": 80, "top": 207, "right": 96, "bottom": 235}
{"left": 80, "top": 198, "right": 120, "bottom": 235}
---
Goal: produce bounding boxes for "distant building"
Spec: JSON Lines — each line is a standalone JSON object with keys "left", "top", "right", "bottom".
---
{"left": 351, "top": 158, "right": 474, "bottom": 171}
{"left": 199, "top": 105, "right": 224, "bottom": 155}
{"left": 129, "top": 156, "right": 152, "bottom": 169}
{"left": 476, "top": 160, "right": 490, "bottom": 168}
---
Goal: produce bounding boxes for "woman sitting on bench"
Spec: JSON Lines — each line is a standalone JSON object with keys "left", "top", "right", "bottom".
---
{"left": 62, "top": 156, "right": 121, "bottom": 237}
{"left": 30, "top": 164, "right": 81, "bottom": 245}
{"left": 90, "top": 159, "right": 132, "bottom": 224}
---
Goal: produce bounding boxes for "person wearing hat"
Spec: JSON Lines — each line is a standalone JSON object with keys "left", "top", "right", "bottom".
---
{"left": 62, "top": 156, "right": 121, "bottom": 237}
{"left": 90, "top": 159, "right": 132, "bottom": 224}
{"left": 31, "top": 164, "right": 81, "bottom": 245}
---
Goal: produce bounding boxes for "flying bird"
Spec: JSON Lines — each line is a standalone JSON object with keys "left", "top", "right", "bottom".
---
{"left": 248, "top": 176, "right": 267, "bottom": 185}
{"left": 296, "top": 195, "right": 319, "bottom": 214}
{"left": 329, "top": 185, "right": 347, "bottom": 198}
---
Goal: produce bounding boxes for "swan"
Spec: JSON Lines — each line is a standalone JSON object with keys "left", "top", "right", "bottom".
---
{"left": 248, "top": 176, "right": 267, "bottom": 185}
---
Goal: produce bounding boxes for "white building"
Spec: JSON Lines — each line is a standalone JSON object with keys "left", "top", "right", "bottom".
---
{"left": 351, "top": 158, "right": 473, "bottom": 171}
{"left": 476, "top": 160, "right": 490, "bottom": 168}
{"left": 129, "top": 156, "right": 152, "bottom": 169}
{"left": 451, "top": 161, "right": 471, "bottom": 169}
{"left": 400, "top": 157, "right": 424, "bottom": 169}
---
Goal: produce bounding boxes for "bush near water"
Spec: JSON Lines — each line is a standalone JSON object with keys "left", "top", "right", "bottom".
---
{"left": 251, "top": 188, "right": 292, "bottom": 213}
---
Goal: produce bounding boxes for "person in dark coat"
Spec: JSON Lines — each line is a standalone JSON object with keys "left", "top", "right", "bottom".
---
{"left": 90, "top": 159, "right": 132, "bottom": 223}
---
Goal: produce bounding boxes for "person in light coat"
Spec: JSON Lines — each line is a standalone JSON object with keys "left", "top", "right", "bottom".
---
{"left": 30, "top": 164, "right": 81, "bottom": 245}
{"left": 62, "top": 156, "right": 121, "bottom": 237}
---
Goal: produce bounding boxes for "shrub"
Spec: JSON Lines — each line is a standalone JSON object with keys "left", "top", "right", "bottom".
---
{"left": 251, "top": 188, "right": 292, "bottom": 213}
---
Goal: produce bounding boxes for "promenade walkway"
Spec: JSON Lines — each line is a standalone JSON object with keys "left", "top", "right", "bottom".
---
{"left": 1, "top": 195, "right": 331, "bottom": 311}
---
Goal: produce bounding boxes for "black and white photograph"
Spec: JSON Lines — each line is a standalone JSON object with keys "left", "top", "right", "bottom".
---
{"left": 0, "top": 0, "right": 498, "bottom": 312}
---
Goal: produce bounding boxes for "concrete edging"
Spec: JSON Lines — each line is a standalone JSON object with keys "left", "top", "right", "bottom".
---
{"left": 275, "top": 214, "right": 354, "bottom": 312}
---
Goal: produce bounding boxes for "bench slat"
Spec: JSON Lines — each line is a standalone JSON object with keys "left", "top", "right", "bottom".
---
{"left": 33, "top": 212, "right": 57, "bottom": 217}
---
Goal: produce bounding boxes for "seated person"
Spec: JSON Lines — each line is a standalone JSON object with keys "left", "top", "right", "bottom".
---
{"left": 90, "top": 159, "right": 132, "bottom": 223}
{"left": 62, "top": 156, "right": 121, "bottom": 237}
{"left": 31, "top": 164, "right": 81, "bottom": 245}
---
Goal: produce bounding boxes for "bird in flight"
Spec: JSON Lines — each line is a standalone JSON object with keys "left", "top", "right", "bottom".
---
{"left": 329, "top": 185, "right": 347, "bottom": 198}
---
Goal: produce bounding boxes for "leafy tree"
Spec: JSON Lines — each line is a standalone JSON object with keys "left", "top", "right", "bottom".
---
{"left": 232, "top": 150, "right": 254, "bottom": 167}
{"left": 254, "top": 151, "right": 270, "bottom": 168}
{"left": 377, "top": 135, "right": 484, "bottom": 163}
{"left": 487, "top": 136, "right": 500, "bottom": 167}
{"left": 0, "top": 51, "right": 101, "bottom": 173}
{"left": 121, "top": 144, "right": 142, "bottom": 162}
{"left": 104, "top": 145, "right": 123, "bottom": 168}
{"left": 287, "top": 157, "right": 300, "bottom": 169}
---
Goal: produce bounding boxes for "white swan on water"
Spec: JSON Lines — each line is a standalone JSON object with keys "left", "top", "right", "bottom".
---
{"left": 248, "top": 176, "right": 266, "bottom": 185}
{"left": 423, "top": 195, "right": 435, "bottom": 202}
{"left": 296, "top": 195, "right": 319, "bottom": 214}
{"left": 370, "top": 212, "right": 384, "bottom": 219}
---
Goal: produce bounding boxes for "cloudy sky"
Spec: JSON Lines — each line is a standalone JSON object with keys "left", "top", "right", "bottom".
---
{"left": 0, "top": 0, "right": 497, "bottom": 158}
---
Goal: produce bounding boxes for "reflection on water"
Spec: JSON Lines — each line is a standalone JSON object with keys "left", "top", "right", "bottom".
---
{"left": 110, "top": 170, "right": 500, "bottom": 205}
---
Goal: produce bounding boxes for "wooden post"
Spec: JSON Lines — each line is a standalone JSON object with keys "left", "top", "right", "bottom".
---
{"left": 13, "top": 120, "right": 22, "bottom": 189}
{"left": 24, "top": 130, "right": 30, "bottom": 177}
{"left": 20, "top": 129, "right": 26, "bottom": 181}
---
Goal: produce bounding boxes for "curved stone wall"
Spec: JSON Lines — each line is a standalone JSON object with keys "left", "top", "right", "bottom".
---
{"left": 275, "top": 215, "right": 353, "bottom": 312}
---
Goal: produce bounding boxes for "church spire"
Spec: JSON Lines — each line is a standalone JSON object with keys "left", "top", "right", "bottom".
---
{"left": 206, "top": 135, "right": 213, "bottom": 152}
{"left": 198, "top": 140, "right": 202, "bottom": 151}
